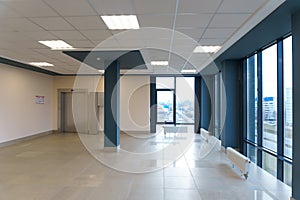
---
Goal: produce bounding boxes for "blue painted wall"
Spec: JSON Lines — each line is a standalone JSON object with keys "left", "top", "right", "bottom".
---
{"left": 200, "top": 77, "right": 211, "bottom": 130}
{"left": 104, "top": 60, "right": 120, "bottom": 147}
{"left": 221, "top": 60, "right": 242, "bottom": 149}
{"left": 292, "top": 10, "right": 300, "bottom": 200}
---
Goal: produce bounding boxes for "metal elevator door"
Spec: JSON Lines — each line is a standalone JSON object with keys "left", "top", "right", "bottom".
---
{"left": 61, "top": 92, "right": 76, "bottom": 133}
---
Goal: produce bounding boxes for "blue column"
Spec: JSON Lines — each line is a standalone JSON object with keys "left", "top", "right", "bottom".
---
{"left": 221, "top": 60, "right": 243, "bottom": 149}
{"left": 150, "top": 76, "right": 157, "bottom": 133}
{"left": 104, "top": 60, "right": 120, "bottom": 147}
{"left": 292, "top": 10, "right": 300, "bottom": 200}
{"left": 200, "top": 77, "right": 211, "bottom": 130}
{"left": 194, "top": 76, "right": 201, "bottom": 133}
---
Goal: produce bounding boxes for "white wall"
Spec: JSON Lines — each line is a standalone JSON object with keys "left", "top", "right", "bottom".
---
{"left": 53, "top": 75, "right": 150, "bottom": 132}
{"left": 0, "top": 64, "right": 53, "bottom": 143}
{"left": 120, "top": 76, "right": 150, "bottom": 131}
{"left": 53, "top": 75, "right": 104, "bottom": 132}
{"left": 0, "top": 65, "right": 150, "bottom": 143}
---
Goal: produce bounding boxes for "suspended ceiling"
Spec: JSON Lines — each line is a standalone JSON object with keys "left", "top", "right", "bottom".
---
{"left": 0, "top": 0, "right": 285, "bottom": 75}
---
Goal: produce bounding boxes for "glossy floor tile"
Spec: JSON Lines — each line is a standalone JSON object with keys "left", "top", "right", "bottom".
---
{"left": 0, "top": 130, "right": 291, "bottom": 200}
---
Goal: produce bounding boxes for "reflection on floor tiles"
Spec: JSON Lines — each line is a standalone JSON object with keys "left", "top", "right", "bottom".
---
{"left": 0, "top": 127, "right": 291, "bottom": 200}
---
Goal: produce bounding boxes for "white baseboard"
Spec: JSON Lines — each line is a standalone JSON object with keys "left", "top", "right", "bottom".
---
{"left": 0, "top": 130, "right": 54, "bottom": 148}
{"left": 220, "top": 146, "right": 226, "bottom": 152}
{"left": 103, "top": 145, "right": 120, "bottom": 152}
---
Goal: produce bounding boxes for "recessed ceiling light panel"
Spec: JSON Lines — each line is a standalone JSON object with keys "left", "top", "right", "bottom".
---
{"left": 150, "top": 61, "right": 168, "bottom": 66}
{"left": 29, "top": 62, "right": 54, "bottom": 67}
{"left": 101, "top": 15, "right": 140, "bottom": 30}
{"left": 98, "top": 70, "right": 105, "bottom": 73}
{"left": 193, "top": 45, "right": 221, "bottom": 53}
{"left": 181, "top": 69, "right": 197, "bottom": 73}
{"left": 38, "top": 40, "right": 75, "bottom": 50}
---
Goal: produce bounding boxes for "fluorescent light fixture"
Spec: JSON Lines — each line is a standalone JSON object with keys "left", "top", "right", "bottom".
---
{"left": 193, "top": 45, "right": 221, "bottom": 53}
{"left": 150, "top": 61, "right": 168, "bottom": 66}
{"left": 29, "top": 62, "right": 54, "bottom": 67}
{"left": 101, "top": 15, "right": 140, "bottom": 30}
{"left": 181, "top": 69, "right": 197, "bottom": 73}
{"left": 98, "top": 70, "right": 105, "bottom": 73}
{"left": 38, "top": 40, "right": 75, "bottom": 50}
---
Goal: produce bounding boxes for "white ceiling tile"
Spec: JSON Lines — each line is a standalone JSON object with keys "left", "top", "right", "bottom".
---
{"left": 202, "top": 28, "right": 236, "bottom": 38}
{"left": 176, "top": 14, "right": 213, "bottom": 28}
{"left": 178, "top": 0, "right": 222, "bottom": 13}
{"left": 88, "top": 0, "right": 135, "bottom": 15}
{"left": 32, "top": 48, "right": 54, "bottom": 55}
{"left": 199, "top": 38, "right": 227, "bottom": 46}
{"left": 3, "top": 0, "right": 58, "bottom": 17}
{"left": 92, "top": 38, "right": 120, "bottom": 48}
{"left": 63, "top": 40, "right": 95, "bottom": 48}
{"left": 0, "top": 20, "right": 14, "bottom": 31}
{"left": 0, "top": 31, "right": 31, "bottom": 41}
{"left": 12, "top": 40, "right": 45, "bottom": 48}
{"left": 116, "top": 39, "right": 145, "bottom": 48}
{"left": 30, "top": 17, "right": 74, "bottom": 31}
{"left": 65, "top": 16, "right": 107, "bottom": 30}
{"left": 144, "top": 38, "right": 171, "bottom": 50}
{"left": 0, "top": 49, "right": 14, "bottom": 58}
{"left": 133, "top": 0, "right": 176, "bottom": 14}
{"left": 138, "top": 15, "right": 174, "bottom": 29}
{"left": 175, "top": 28, "right": 205, "bottom": 40}
{"left": 218, "top": 0, "right": 267, "bottom": 13}
{"left": 80, "top": 30, "right": 112, "bottom": 40}
{"left": 22, "top": 31, "right": 58, "bottom": 40}
{"left": 0, "top": 4, "right": 20, "bottom": 18}
{"left": 145, "top": 49, "right": 169, "bottom": 60}
{"left": 4, "top": 18, "right": 43, "bottom": 31}
{"left": 138, "top": 28, "right": 172, "bottom": 40}
{"left": 209, "top": 14, "right": 251, "bottom": 28}
{"left": 44, "top": 0, "right": 97, "bottom": 16}
{"left": 51, "top": 30, "right": 87, "bottom": 40}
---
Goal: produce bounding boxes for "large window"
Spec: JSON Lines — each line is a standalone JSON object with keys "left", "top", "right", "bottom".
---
{"left": 156, "top": 77, "right": 195, "bottom": 124}
{"left": 157, "top": 90, "right": 174, "bottom": 123}
{"left": 246, "top": 54, "right": 257, "bottom": 143}
{"left": 244, "top": 36, "right": 293, "bottom": 186}
{"left": 262, "top": 44, "right": 277, "bottom": 153}
{"left": 283, "top": 36, "right": 293, "bottom": 159}
{"left": 176, "top": 77, "right": 194, "bottom": 123}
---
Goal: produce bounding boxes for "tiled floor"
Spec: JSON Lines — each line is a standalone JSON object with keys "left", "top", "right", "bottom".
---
{"left": 0, "top": 130, "right": 291, "bottom": 200}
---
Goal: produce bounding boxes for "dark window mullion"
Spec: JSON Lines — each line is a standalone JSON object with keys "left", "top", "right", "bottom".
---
{"left": 257, "top": 51, "right": 263, "bottom": 167}
{"left": 174, "top": 78, "right": 176, "bottom": 125}
{"left": 243, "top": 59, "right": 248, "bottom": 155}
{"left": 277, "top": 40, "right": 284, "bottom": 181}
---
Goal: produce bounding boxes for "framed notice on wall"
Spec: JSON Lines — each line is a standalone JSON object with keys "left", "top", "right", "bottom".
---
{"left": 35, "top": 96, "right": 45, "bottom": 104}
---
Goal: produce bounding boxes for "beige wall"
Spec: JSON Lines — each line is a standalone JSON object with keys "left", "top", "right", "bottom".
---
{"left": 53, "top": 75, "right": 150, "bottom": 132}
{"left": 120, "top": 76, "right": 150, "bottom": 131}
{"left": 52, "top": 76, "right": 104, "bottom": 130}
{"left": 0, "top": 67, "right": 150, "bottom": 143}
{"left": 0, "top": 64, "right": 53, "bottom": 143}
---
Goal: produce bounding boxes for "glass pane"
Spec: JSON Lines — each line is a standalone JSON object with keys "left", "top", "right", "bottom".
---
{"left": 284, "top": 162, "right": 292, "bottom": 186}
{"left": 214, "top": 73, "right": 221, "bottom": 139}
{"left": 246, "top": 54, "right": 257, "bottom": 143}
{"left": 157, "top": 90, "right": 174, "bottom": 123}
{"left": 156, "top": 77, "right": 174, "bottom": 89}
{"left": 262, "top": 44, "right": 277, "bottom": 152}
{"left": 262, "top": 152, "right": 277, "bottom": 176}
{"left": 246, "top": 143, "right": 257, "bottom": 164}
{"left": 176, "top": 77, "right": 194, "bottom": 123}
{"left": 283, "top": 36, "right": 293, "bottom": 159}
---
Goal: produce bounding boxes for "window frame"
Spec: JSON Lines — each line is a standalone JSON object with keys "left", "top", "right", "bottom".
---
{"left": 243, "top": 34, "right": 293, "bottom": 185}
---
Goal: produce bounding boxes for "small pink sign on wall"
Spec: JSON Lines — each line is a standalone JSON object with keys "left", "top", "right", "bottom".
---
{"left": 35, "top": 96, "right": 45, "bottom": 104}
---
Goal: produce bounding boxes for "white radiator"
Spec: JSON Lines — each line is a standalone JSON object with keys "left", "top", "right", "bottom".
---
{"left": 226, "top": 147, "right": 250, "bottom": 179}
